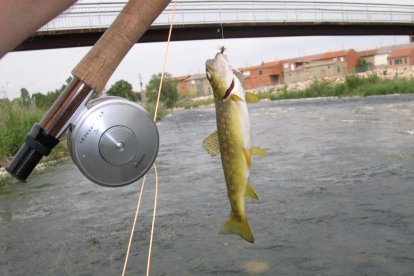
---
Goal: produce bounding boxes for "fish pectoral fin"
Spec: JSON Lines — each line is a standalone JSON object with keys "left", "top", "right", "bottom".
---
{"left": 243, "top": 148, "right": 251, "bottom": 169}
{"left": 246, "top": 181, "right": 260, "bottom": 200}
{"left": 252, "top": 146, "right": 268, "bottom": 156}
{"left": 220, "top": 216, "right": 254, "bottom": 243}
{"left": 230, "top": 94, "right": 244, "bottom": 102}
{"left": 245, "top": 92, "right": 260, "bottom": 103}
{"left": 202, "top": 131, "right": 220, "bottom": 157}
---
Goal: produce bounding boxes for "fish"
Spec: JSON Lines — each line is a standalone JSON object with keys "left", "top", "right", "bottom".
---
{"left": 202, "top": 49, "right": 267, "bottom": 243}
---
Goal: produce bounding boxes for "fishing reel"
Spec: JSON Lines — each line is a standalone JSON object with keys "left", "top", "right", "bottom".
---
{"left": 66, "top": 96, "right": 159, "bottom": 187}
{"left": 7, "top": 87, "right": 159, "bottom": 187}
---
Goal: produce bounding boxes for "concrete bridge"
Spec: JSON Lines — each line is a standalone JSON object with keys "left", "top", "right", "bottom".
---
{"left": 15, "top": 1, "right": 414, "bottom": 51}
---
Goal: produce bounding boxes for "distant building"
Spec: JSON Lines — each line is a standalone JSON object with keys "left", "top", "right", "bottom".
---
{"left": 283, "top": 49, "right": 359, "bottom": 84}
{"left": 173, "top": 75, "right": 190, "bottom": 94}
{"left": 375, "top": 42, "right": 414, "bottom": 67}
{"left": 174, "top": 43, "right": 414, "bottom": 94}
{"left": 239, "top": 61, "right": 283, "bottom": 90}
{"left": 184, "top": 74, "right": 212, "bottom": 96}
{"left": 373, "top": 48, "right": 390, "bottom": 67}
{"left": 387, "top": 48, "right": 414, "bottom": 67}
{"left": 358, "top": 49, "right": 378, "bottom": 65}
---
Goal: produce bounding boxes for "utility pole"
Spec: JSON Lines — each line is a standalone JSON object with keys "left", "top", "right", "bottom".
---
{"left": 139, "top": 73, "right": 146, "bottom": 103}
{"left": 0, "top": 82, "right": 9, "bottom": 99}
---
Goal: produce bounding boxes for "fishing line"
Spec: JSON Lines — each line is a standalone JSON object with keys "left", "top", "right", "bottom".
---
{"left": 218, "top": 0, "right": 225, "bottom": 39}
{"left": 146, "top": 163, "right": 159, "bottom": 276}
{"left": 122, "top": 174, "right": 147, "bottom": 276}
{"left": 122, "top": 0, "right": 176, "bottom": 275}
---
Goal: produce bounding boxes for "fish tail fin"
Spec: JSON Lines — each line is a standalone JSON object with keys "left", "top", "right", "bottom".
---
{"left": 245, "top": 181, "right": 260, "bottom": 200}
{"left": 220, "top": 216, "right": 254, "bottom": 243}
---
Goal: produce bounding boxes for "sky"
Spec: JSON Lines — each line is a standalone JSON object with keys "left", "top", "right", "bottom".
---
{"left": 0, "top": 0, "right": 413, "bottom": 99}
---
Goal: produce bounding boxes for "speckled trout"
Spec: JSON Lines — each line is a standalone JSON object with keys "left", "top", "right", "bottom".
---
{"left": 203, "top": 49, "right": 267, "bottom": 243}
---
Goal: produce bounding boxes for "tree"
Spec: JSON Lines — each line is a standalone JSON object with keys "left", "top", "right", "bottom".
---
{"left": 356, "top": 59, "right": 373, "bottom": 73}
{"left": 107, "top": 80, "right": 138, "bottom": 101}
{"left": 20, "top": 88, "right": 31, "bottom": 106}
{"left": 31, "top": 77, "right": 73, "bottom": 110}
{"left": 146, "top": 73, "right": 178, "bottom": 108}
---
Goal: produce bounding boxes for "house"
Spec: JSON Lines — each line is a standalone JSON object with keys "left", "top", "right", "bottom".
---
{"left": 283, "top": 49, "right": 359, "bottom": 83}
{"left": 172, "top": 75, "right": 190, "bottom": 95}
{"left": 358, "top": 49, "right": 378, "bottom": 67}
{"left": 184, "top": 74, "right": 212, "bottom": 96}
{"left": 374, "top": 43, "right": 414, "bottom": 67}
{"left": 387, "top": 48, "right": 414, "bottom": 67}
{"left": 239, "top": 61, "right": 283, "bottom": 90}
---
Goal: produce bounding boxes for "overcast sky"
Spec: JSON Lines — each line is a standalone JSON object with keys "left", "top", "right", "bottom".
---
{"left": 0, "top": 0, "right": 413, "bottom": 99}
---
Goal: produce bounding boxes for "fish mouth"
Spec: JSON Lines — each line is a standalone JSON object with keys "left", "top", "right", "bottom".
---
{"left": 205, "top": 59, "right": 215, "bottom": 72}
{"left": 205, "top": 59, "right": 215, "bottom": 81}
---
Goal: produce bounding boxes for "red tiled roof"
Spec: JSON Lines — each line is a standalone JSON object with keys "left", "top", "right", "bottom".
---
{"left": 388, "top": 48, "right": 414, "bottom": 59}
{"left": 358, "top": 49, "right": 378, "bottom": 57}
{"left": 173, "top": 75, "right": 190, "bottom": 81}
{"left": 239, "top": 61, "right": 281, "bottom": 71}
{"left": 293, "top": 49, "right": 354, "bottom": 63}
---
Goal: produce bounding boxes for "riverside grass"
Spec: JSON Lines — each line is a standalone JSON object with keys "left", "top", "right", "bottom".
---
{"left": 259, "top": 75, "right": 414, "bottom": 101}
{"left": 0, "top": 101, "right": 44, "bottom": 165}
{"left": 0, "top": 101, "right": 69, "bottom": 167}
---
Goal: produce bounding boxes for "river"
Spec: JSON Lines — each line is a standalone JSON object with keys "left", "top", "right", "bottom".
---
{"left": 1, "top": 95, "right": 414, "bottom": 275}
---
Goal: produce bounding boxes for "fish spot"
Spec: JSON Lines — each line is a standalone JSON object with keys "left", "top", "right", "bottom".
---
{"left": 242, "top": 261, "right": 270, "bottom": 274}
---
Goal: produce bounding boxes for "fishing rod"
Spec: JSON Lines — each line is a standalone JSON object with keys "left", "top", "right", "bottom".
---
{"left": 6, "top": 0, "right": 171, "bottom": 187}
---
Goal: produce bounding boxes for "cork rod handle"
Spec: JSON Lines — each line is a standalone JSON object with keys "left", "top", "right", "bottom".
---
{"left": 72, "top": 0, "right": 171, "bottom": 92}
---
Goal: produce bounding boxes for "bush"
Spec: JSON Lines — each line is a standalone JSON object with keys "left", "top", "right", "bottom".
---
{"left": 144, "top": 102, "right": 167, "bottom": 121}
{"left": 146, "top": 73, "right": 178, "bottom": 108}
{"left": 266, "top": 76, "right": 414, "bottom": 101}
{"left": 345, "top": 74, "right": 364, "bottom": 89}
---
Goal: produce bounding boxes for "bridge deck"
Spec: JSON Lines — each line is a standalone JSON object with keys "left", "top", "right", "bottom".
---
{"left": 14, "top": 1, "right": 414, "bottom": 51}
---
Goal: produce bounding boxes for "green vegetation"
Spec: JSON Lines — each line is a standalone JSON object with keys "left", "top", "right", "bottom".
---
{"left": 146, "top": 73, "right": 178, "bottom": 108}
{"left": 107, "top": 80, "right": 140, "bottom": 101}
{"left": 144, "top": 102, "right": 168, "bottom": 121}
{"left": 259, "top": 75, "right": 414, "bottom": 101}
{"left": 0, "top": 76, "right": 74, "bottom": 167}
{"left": 355, "top": 59, "right": 373, "bottom": 73}
{"left": 0, "top": 100, "right": 43, "bottom": 165}
{"left": 0, "top": 99, "right": 69, "bottom": 167}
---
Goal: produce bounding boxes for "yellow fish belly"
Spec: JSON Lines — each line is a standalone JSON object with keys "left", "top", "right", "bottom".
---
{"left": 215, "top": 98, "right": 255, "bottom": 243}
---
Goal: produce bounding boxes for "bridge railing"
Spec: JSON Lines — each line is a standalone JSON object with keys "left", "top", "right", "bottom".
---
{"left": 40, "top": 1, "right": 414, "bottom": 31}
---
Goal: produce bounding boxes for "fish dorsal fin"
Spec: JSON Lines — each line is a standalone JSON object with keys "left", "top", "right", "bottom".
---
{"left": 246, "top": 181, "right": 260, "bottom": 200}
{"left": 202, "top": 131, "right": 220, "bottom": 157}
{"left": 233, "top": 69, "right": 245, "bottom": 84}
{"left": 245, "top": 92, "right": 260, "bottom": 103}
{"left": 252, "top": 146, "right": 268, "bottom": 156}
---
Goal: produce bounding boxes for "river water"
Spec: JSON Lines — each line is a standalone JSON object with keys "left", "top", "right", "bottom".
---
{"left": 1, "top": 95, "right": 414, "bottom": 275}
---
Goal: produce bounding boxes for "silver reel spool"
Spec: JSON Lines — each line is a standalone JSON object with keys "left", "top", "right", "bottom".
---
{"left": 67, "top": 96, "right": 159, "bottom": 187}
